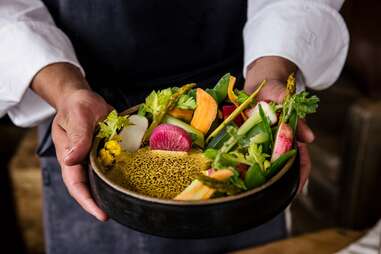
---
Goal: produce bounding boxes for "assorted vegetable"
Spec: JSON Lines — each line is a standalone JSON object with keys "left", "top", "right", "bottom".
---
{"left": 96, "top": 73, "right": 319, "bottom": 201}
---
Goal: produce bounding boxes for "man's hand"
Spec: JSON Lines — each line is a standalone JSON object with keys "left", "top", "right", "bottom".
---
{"left": 244, "top": 56, "right": 314, "bottom": 192}
{"left": 32, "top": 63, "right": 112, "bottom": 221}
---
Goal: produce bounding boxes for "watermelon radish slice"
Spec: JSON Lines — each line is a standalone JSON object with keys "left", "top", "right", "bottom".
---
{"left": 222, "top": 105, "right": 243, "bottom": 126}
{"left": 271, "top": 122, "right": 293, "bottom": 162}
{"left": 149, "top": 124, "right": 192, "bottom": 152}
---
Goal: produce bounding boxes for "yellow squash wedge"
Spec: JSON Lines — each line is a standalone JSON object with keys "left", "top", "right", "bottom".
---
{"left": 168, "top": 108, "right": 194, "bottom": 122}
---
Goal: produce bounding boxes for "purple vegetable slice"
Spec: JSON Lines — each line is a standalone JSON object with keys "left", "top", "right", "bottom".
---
{"left": 149, "top": 124, "right": 192, "bottom": 152}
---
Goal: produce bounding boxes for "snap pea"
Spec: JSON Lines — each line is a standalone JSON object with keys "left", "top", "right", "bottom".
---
{"left": 289, "top": 110, "right": 298, "bottom": 134}
{"left": 266, "top": 149, "right": 297, "bottom": 178}
{"left": 244, "top": 163, "right": 266, "bottom": 189}
{"left": 213, "top": 73, "right": 230, "bottom": 104}
{"left": 258, "top": 103, "right": 273, "bottom": 147}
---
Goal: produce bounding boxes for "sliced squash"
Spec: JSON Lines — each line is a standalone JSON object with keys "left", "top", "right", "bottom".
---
{"left": 168, "top": 108, "right": 194, "bottom": 122}
{"left": 190, "top": 88, "right": 218, "bottom": 134}
{"left": 174, "top": 169, "right": 233, "bottom": 200}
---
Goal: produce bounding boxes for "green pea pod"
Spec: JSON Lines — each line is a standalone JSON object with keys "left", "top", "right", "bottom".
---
{"left": 258, "top": 103, "right": 273, "bottom": 147}
{"left": 213, "top": 73, "right": 230, "bottom": 104}
{"left": 244, "top": 163, "right": 266, "bottom": 189}
{"left": 206, "top": 88, "right": 220, "bottom": 103}
{"left": 266, "top": 149, "right": 297, "bottom": 179}
{"left": 289, "top": 110, "right": 298, "bottom": 134}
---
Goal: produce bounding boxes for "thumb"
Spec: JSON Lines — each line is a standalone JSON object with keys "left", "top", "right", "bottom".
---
{"left": 64, "top": 117, "right": 94, "bottom": 166}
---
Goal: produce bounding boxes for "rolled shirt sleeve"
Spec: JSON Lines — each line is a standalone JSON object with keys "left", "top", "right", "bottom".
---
{"left": 243, "top": 0, "right": 349, "bottom": 90}
{"left": 0, "top": 0, "right": 84, "bottom": 127}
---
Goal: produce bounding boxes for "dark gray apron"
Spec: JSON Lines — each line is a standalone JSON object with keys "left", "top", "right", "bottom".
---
{"left": 37, "top": 1, "right": 287, "bottom": 253}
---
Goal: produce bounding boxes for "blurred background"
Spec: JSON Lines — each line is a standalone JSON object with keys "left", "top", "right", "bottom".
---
{"left": 1, "top": 1, "right": 380, "bottom": 253}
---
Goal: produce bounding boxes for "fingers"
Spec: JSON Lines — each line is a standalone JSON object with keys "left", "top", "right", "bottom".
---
{"left": 246, "top": 80, "right": 287, "bottom": 104}
{"left": 62, "top": 114, "right": 95, "bottom": 166}
{"left": 62, "top": 163, "right": 108, "bottom": 221}
{"left": 297, "top": 142, "right": 311, "bottom": 193}
{"left": 297, "top": 120, "right": 315, "bottom": 144}
{"left": 52, "top": 119, "right": 108, "bottom": 221}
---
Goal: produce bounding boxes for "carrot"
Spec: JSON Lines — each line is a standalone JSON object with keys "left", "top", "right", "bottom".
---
{"left": 190, "top": 88, "right": 218, "bottom": 134}
{"left": 227, "top": 75, "right": 247, "bottom": 120}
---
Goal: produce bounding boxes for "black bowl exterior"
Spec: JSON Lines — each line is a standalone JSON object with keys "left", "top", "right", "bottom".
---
{"left": 88, "top": 159, "right": 299, "bottom": 239}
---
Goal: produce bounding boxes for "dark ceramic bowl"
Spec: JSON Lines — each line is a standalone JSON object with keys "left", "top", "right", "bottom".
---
{"left": 88, "top": 107, "right": 299, "bottom": 239}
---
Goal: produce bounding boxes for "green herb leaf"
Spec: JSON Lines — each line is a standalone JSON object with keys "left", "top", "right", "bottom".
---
{"left": 176, "top": 94, "right": 196, "bottom": 110}
{"left": 246, "top": 143, "right": 270, "bottom": 172}
{"left": 236, "top": 90, "right": 250, "bottom": 105}
{"left": 281, "top": 91, "right": 319, "bottom": 123}
{"left": 96, "top": 110, "right": 129, "bottom": 140}
{"left": 143, "top": 88, "right": 172, "bottom": 117}
{"left": 293, "top": 91, "right": 319, "bottom": 118}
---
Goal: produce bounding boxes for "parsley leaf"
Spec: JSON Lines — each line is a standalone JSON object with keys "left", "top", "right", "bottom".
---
{"left": 281, "top": 91, "right": 319, "bottom": 123}
{"left": 236, "top": 90, "right": 250, "bottom": 105}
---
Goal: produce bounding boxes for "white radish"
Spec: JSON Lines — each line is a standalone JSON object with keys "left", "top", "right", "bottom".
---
{"left": 119, "top": 115, "right": 148, "bottom": 152}
{"left": 245, "top": 101, "right": 277, "bottom": 125}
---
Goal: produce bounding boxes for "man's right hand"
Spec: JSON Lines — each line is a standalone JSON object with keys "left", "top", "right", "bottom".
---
{"left": 32, "top": 63, "right": 112, "bottom": 221}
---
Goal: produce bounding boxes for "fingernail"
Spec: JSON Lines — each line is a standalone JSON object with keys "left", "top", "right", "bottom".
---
{"left": 306, "top": 130, "right": 315, "bottom": 143}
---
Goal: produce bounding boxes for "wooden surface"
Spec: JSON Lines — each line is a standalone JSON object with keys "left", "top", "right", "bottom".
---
{"left": 9, "top": 128, "right": 44, "bottom": 254}
{"left": 232, "top": 229, "right": 365, "bottom": 254}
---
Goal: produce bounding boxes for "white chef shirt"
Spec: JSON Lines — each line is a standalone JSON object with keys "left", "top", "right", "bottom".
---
{"left": 0, "top": 0, "right": 349, "bottom": 127}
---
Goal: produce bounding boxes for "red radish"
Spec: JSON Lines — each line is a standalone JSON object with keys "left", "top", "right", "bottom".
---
{"left": 271, "top": 122, "right": 293, "bottom": 162}
{"left": 207, "top": 168, "right": 215, "bottom": 176}
{"left": 149, "top": 124, "right": 192, "bottom": 152}
{"left": 222, "top": 105, "right": 243, "bottom": 126}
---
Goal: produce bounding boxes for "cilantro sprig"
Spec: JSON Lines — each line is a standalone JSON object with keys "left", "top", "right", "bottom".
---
{"left": 281, "top": 91, "right": 319, "bottom": 123}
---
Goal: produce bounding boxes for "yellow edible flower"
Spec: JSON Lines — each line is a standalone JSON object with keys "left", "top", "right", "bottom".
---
{"left": 99, "top": 140, "right": 122, "bottom": 167}
{"left": 99, "top": 148, "right": 114, "bottom": 167}
{"left": 105, "top": 140, "right": 122, "bottom": 156}
{"left": 286, "top": 73, "right": 296, "bottom": 95}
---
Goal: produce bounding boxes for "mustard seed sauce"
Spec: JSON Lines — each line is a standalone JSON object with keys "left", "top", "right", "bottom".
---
{"left": 102, "top": 147, "right": 210, "bottom": 199}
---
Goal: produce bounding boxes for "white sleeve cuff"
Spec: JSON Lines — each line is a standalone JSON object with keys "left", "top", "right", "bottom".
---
{"left": 0, "top": 21, "right": 84, "bottom": 127}
{"left": 243, "top": 0, "right": 349, "bottom": 90}
{"left": 7, "top": 88, "right": 55, "bottom": 127}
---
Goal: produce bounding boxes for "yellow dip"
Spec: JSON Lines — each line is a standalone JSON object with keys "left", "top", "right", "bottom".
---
{"left": 100, "top": 147, "right": 210, "bottom": 199}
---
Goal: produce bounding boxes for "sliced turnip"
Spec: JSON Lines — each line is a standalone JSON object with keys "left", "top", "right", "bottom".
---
{"left": 119, "top": 115, "right": 148, "bottom": 152}
{"left": 271, "top": 122, "right": 293, "bottom": 162}
{"left": 149, "top": 124, "right": 192, "bottom": 152}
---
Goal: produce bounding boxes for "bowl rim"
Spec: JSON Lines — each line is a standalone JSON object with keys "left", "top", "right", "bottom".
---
{"left": 90, "top": 137, "right": 297, "bottom": 206}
